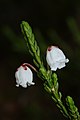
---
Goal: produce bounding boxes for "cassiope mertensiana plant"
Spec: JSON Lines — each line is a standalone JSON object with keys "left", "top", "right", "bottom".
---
{"left": 15, "top": 21, "right": 80, "bottom": 120}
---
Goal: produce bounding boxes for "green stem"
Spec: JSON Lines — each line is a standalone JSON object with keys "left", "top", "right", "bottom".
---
{"left": 53, "top": 93, "right": 70, "bottom": 119}
{"left": 45, "top": 79, "right": 70, "bottom": 119}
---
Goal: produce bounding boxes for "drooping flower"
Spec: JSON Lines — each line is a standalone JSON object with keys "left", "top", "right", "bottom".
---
{"left": 15, "top": 63, "right": 35, "bottom": 88}
{"left": 46, "top": 46, "right": 69, "bottom": 71}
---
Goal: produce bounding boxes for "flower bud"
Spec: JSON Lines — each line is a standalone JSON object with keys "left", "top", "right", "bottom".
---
{"left": 46, "top": 46, "right": 69, "bottom": 71}
{"left": 15, "top": 63, "right": 35, "bottom": 88}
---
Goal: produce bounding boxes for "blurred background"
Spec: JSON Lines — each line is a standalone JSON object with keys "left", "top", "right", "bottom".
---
{"left": 0, "top": 0, "right": 80, "bottom": 120}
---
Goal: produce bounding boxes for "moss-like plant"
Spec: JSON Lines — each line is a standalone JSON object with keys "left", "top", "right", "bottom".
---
{"left": 15, "top": 21, "right": 80, "bottom": 120}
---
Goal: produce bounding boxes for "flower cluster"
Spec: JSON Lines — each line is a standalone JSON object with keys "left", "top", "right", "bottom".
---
{"left": 15, "top": 46, "right": 69, "bottom": 88}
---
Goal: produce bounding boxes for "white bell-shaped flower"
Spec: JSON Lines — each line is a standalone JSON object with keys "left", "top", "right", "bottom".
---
{"left": 46, "top": 46, "right": 69, "bottom": 71}
{"left": 15, "top": 63, "right": 35, "bottom": 88}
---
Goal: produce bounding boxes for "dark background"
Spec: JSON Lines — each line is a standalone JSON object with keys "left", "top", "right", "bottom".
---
{"left": 0, "top": 0, "right": 80, "bottom": 120}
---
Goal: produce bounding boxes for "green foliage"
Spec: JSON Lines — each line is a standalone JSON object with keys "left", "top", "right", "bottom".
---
{"left": 66, "top": 96, "right": 80, "bottom": 120}
{"left": 20, "top": 21, "right": 80, "bottom": 120}
{"left": 21, "top": 21, "right": 42, "bottom": 68}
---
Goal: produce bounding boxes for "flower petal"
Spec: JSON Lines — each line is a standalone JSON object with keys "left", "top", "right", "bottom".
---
{"left": 46, "top": 46, "right": 69, "bottom": 71}
{"left": 15, "top": 63, "right": 35, "bottom": 88}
